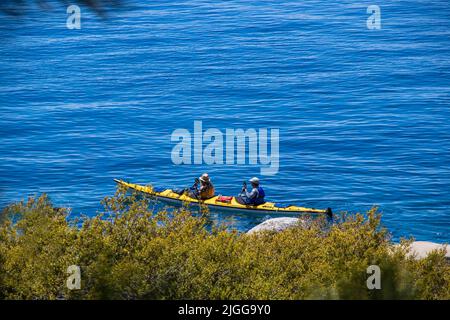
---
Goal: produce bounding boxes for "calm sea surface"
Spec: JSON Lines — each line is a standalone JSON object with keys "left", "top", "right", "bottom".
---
{"left": 0, "top": 0, "right": 449, "bottom": 242}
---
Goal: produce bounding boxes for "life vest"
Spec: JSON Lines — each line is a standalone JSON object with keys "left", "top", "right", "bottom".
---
{"left": 250, "top": 186, "right": 265, "bottom": 205}
{"left": 257, "top": 187, "right": 265, "bottom": 198}
{"left": 199, "top": 182, "right": 215, "bottom": 199}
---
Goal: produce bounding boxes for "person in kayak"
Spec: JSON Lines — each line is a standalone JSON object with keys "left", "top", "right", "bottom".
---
{"left": 236, "top": 177, "right": 265, "bottom": 205}
{"left": 175, "top": 173, "right": 215, "bottom": 200}
{"left": 198, "top": 173, "right": 215, "bottom": 200}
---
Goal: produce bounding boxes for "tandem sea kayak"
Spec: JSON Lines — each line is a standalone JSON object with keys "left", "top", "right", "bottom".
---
{"left": 114, "top": 179, "right": 333, "bottom": 217}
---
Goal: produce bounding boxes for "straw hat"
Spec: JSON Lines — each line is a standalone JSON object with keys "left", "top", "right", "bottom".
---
{"left": 199, "top": 173, "right": 210, "bottom": 182}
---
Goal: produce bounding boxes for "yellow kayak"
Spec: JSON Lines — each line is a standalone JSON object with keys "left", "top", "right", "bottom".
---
{"left": 114, "top": 179, "right": 332, "bottom": 216}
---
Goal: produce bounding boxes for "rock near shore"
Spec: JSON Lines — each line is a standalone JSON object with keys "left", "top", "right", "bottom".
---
{"left": 406, "top": 241, "right": 450, "bottom": 260}
{"left": 247, "top": 217, "right": 307, "bottom": 234}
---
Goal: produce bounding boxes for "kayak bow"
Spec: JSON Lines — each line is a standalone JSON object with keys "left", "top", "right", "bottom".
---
{"left": 114, "top": 179, "right": 332, "bottom": 217}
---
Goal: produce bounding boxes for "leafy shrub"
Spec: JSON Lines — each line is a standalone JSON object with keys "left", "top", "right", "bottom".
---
{"left": 0, "top": 187, "right": 448, "bottom": 300}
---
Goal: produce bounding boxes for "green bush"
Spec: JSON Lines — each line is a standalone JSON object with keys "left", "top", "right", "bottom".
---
{"left": 0, "top": 187, "right": 448, "bottom": 300}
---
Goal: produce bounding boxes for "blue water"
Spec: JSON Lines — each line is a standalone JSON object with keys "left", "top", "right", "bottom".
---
{"left": 0, "top": 0, "right": 449, "bottom": 242}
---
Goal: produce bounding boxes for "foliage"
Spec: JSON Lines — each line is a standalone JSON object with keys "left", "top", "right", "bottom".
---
{"left": 0, "top": 188, "right": 448, "bottom": 300}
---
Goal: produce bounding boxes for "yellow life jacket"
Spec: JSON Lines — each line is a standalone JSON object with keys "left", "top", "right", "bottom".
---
{"left": 199, "top": 182, "right": 215, "bottom": 199}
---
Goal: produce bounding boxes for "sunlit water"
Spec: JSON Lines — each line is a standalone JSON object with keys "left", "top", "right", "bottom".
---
{"left": 0, "top": 0, "right": 449, "bottom": 242}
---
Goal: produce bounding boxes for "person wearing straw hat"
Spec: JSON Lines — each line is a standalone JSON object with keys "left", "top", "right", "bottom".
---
{"left": 236, "top": 177, "right": 265, "bottom": 205}
{"left": 198, "top": 173, "right": 215, "bottom": 200}
{"left": 174, "top": 173, "right": 214, "bottom": 199}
